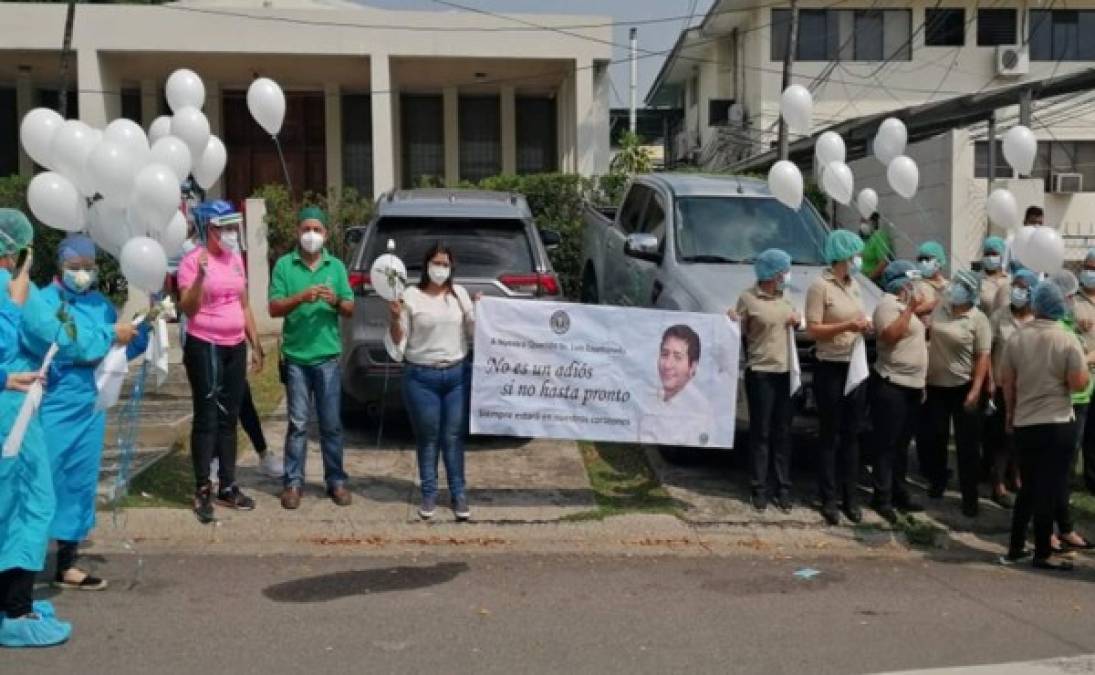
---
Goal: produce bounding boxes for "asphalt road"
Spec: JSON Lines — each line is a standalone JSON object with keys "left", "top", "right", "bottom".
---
{"left": 6, "top": 552, "right": 1095, "bottom": 674}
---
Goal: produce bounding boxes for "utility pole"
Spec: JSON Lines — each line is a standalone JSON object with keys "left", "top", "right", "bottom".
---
{"left": 1019, "top": 88, "right": 1032, "bottom": 127}
{"left": 629, "top": 27, "right": 638, "bottom": 134}
{"left": 58, "top": 0, "right": 76, "bottom": 118}
{"left": 777, "top": 0, "right": 799, "bottom": 160}
{"left": 987, "top": 112, "right": 997, "bottom": 196}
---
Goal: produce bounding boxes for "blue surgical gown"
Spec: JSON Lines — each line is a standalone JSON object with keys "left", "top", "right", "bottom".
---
{"left": 25, "top": 283, "right": 148, "bottom": 543}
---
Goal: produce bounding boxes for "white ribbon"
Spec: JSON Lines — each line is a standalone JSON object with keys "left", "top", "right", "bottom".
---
{"left": 3, "top": 344, "right": 58, "bottom": 458}
{"left": 844, "top": 335, "right": 869, "bottom": 395}
{"left": 789, "top": 326, "right": 802, "bottom": 395}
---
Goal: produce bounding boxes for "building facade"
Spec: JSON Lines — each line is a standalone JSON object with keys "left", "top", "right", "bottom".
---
{"left": 0, "top": 0, "right": 612, "bottom": 202}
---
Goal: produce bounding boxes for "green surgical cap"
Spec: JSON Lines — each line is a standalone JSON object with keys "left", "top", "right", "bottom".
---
{"left": 917, "top": 241, "right": 947, "bottom": 266}
{"left": 298, "top": 206, "right": 328, "bottom": 226}
{"left": 983, "top": 236, "right": 1006, "bottom": 255}
{"left": 0, "top": 208, "right": 33, "bottom": 256}
{"left": 824, "top": 229, "right": 864, "bottom": 265}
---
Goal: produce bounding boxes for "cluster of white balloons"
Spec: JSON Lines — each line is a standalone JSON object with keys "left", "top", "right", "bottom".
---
{"left": 767, "top": 85, "right": 814, "bottom": 210}
{"left": 872, "top": 118, "right": 918, "bottom": 201}
{"left": 1010, "top": 224, "right": 1065, "bottom": 275}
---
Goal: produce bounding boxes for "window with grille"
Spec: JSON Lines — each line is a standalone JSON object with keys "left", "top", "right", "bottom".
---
{"left": 341, "top": 93, "right": 373, "bottom": 198}
{"left": 458, "top": 95, "right": 501, "bottom": 183}
{"left": 401, "top": 94, "right": 444, "bottom": 188}
{"left": 515, "top": 97, "right": 557, "bottom": 174}
{"left": 925, "top": 8, "right": 965, "bottom": 46}
{"left": 1030, "top": 10, "right": 1095, "bottom": 60}
{"left": 771, "top": 9, "right": 911, "bottom": 61}
{"left": 0, "top": 88, "right": 16, "bottom": 177}
{"left": 977, "top": 9, "right": 1017, "bottom": 46}
{"left": 973, "top": 141, "right": 1012, "bottom": 179}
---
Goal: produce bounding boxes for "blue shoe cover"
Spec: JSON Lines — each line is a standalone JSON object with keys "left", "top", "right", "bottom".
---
{"left": 31, "top": 601, "right": 55, "bottom": 619}
{"left": 0, "top": 614, "right": 72, "bottom": 648}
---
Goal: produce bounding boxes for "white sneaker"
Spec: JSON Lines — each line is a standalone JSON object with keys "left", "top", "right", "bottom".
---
{"left": 259, "top": 452, "right": 284, "bottom": 478}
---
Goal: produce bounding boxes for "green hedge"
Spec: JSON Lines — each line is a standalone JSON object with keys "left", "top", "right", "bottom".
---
{"left": 252, "top": 184, "right": 374, "bottom": 271}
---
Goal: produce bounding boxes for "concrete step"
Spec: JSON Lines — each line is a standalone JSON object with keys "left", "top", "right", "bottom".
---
{"left": 97, "top": 444, "right": 174, "bottom": 503}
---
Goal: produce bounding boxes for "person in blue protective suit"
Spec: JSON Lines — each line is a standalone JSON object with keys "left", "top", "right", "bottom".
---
{"left": 27, "top": 235, "right": 148, "bottom": 592}
{"left": 0, "top": 208, "right": 73, "bottom": 648}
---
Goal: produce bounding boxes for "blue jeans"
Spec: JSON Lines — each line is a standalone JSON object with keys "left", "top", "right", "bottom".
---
{"left": 283, "top": 359, "right": 347, "bottom": 490}
{"left": 403, "top": 361, "right": 470, "bottom": 500}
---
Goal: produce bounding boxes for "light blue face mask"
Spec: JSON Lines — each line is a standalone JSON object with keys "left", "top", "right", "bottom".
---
{"left": 1081, "top": 269, "right": 1095, "bottom": 290}
{"left": 62, "top": 268, "right": 97, "bottom": 294}
{"left": 1011, "top": 286, "right": 1030, "bottom": 308}
{"left": 918, "top": 259, "right": 940, "bottom": 278}
{"left": 982, "top": 255, "right": 1002, "bottom": 272}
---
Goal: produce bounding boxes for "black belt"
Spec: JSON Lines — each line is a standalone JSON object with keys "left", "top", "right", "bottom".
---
{"left": 406, "top": 359, "right": 464, "bottom": 370}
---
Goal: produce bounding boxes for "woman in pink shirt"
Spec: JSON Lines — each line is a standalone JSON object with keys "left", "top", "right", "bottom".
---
{"left": 177, "top": 201, "right": 264, "bottom": 523}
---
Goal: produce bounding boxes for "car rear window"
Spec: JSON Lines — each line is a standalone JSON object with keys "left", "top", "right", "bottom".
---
{"left": 360, "top": 217, "right": 535, "bottom": 277}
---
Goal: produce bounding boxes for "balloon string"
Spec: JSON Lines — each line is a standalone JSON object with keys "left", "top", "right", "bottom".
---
{"left": 271, "top": 135, "right": 293, "bottom": 196}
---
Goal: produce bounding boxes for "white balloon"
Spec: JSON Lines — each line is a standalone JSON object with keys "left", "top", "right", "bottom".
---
{"left": 1010, "top": 226, "right": 1036, "bottom": 266}
{"left": 27, "top": 171, "right": 86, "bottom": 232}
{"left": 88, "top": 201, "right": 130, "bottom": 258}
{"left": 247, "top": 77, "right": 286, "bottom": 136}
{"left": 49, "top": 120, "right": 98, "bottom": 196}
{"left": 1022, "top": 226, "right": 1065, "bottom": 275}
{"left": 780, "top": 84, "right": 812, "bottom": 135}
{"left": 767, "top": 160, "right": 804, "bottom": 210}
{"left": 19, "top": 108, "right": 63, "bottom": 169}
{"left": 149, "top": 136, "right": 192, "bottom": 184}
{"left": 104, "top": 118, "right": 150, "bottom": 167}
{"left": 815, "top": 131, "right": 846, "bottom": 166}
{"left": 157, "top": 211, "right": 189, "bottom": 259}
{"left": 820, "top": 161, "right": 854, "bottom": 206}
{"left": 369, "top": 254, "right": 408, "bottom": 301}
{"left": 856, "top": 188, "right": 879, "bottom": 219}
{"left": 192, "top": 136, "right": 227, "bottom": 190}
{"left": 873, "top": 117, "right": 907, "bottom": 166}
{"left": 131, "top": 163, "right": 182, "bottom": 237}
{"left": 86, "top": 140, "right": 139, "bottom": 207}
{"left": 886, "top": 155, "right": 919, "bottom": 200}
{"left": 170, "top": 107, "right": 211, "bottom": 161}
{"left": 165, "top": 68, "right": 206, "bottom": 113}
{"left": 1003, "top": 125, "right": 1037, "bottom": 176}
{"left": 986, "top": 188, "right": 1020, "bottom": 231}
{"left": 120, "top": 236, "right": 168, "bottom": 293}
{"left": 148, "top": 115, "right": 173, "bottom": 145}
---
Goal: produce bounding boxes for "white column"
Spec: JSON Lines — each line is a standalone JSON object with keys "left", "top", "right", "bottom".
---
{"left": 76, "top": 48, "right": 117, "bottom": 128}
{"left": 501, "top": 85, "right": 516, "bottom": 175}
{"left": 370, "top": 53, "right": 395, "bottom": 197}
{"left": 574, "top": 59, "right": 596, "bottom": 177}
{"left": 204, "top": 81, "right": 224, "bottom": 199}
{"left": 391, "top": 87, "right": 402, "bottom": 191}
{"left": 591, "top": 61, "right": 611, "bottom": 176}
{"left": 245, "top": 197, "right": 277, "bottom": 332}
{"left": 443, "top": 86, "right": 459, "bottom": 186}
{"left": 139, "top": 78, "right": 157, "bottom": 129}
{"left": 556, "top": 74, "right": 571, "bottom": 173}
{"left": 15, "top": 68, "right": 33, "bottom": 176}
{"left": 324, "top": 82, "right": 342, "bottom": 196}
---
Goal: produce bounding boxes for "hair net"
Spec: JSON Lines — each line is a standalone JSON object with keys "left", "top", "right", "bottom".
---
{"left": 882, "top": 260, "right": 919, "bottom": 294}
{"left": 754, "top": 248, "right": 792, "bottom": 282}
{"left": 948, "top": 269, "right": 981, "bottom": 307}
{"left": 57, "top": 234, "right": 96, "bottom": 263}
{"left": 823, "top": 229, "right": 864, "bottom": 265}
{"left": 0, "top": 208, "right": 33, "bottom": 256}
{"left": 1012, "top": 269, "right": 1039, "bottom": 288}
{"left": 1050, "top": 269, "right": 1079, "bottom": 297}
{"left": 1033, "top": 280, "right": 1068, "bottom": 320}
{"left": 298, "top": 206, "right": 328, "bottom": 226}
{"left": 983, "top": 236, "right": 1006, "bottom": 255}
{"left": 192, "top": 200, "right": 241, "bottom": 232}
{"left": 917, "top": 241, "right": 947, "bottom": 266}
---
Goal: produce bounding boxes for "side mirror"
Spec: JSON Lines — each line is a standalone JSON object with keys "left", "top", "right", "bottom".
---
{"left": 624, "top": 233, "right": 661, "bottom": 263}
{"left": 539, "top": 229, "right": 561, "bottom": 250}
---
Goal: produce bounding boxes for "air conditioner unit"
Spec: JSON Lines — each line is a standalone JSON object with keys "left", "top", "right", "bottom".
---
{"left": 996, "top": 46, "right": 1030, "bottom": 76}
{"left": 1052, "top": 172, "right": 1083, "bottom": 193}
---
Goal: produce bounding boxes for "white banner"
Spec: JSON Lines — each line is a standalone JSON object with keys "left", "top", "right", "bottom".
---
{"left": 471, "top": 298, "right": 739, "bottom": 448}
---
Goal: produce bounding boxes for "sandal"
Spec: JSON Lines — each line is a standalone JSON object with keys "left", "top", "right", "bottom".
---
{"left": 52, "top": 569, "right": 108, "bottom": 591}
{"left": 1061, "top": 535, "right": 1095, "bottom": 550}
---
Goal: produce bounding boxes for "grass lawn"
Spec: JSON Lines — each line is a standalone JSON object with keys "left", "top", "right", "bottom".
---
{"left": 563, "top": 442, "right": 681, "bottom": 521}
{"left": 115, "top": 340, "right": 283, "bottom": 509}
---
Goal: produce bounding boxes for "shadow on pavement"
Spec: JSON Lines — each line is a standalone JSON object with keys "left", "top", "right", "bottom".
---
{"left": 263, "top": 562, "right": 470, "bottom": 603}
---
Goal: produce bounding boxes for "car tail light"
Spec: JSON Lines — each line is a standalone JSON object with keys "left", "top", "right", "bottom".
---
{"left": 349, "top": 272, "right": 372, "bottom": 293}
{"left": 499, "top": 273, "right": 559, "bottom": 296}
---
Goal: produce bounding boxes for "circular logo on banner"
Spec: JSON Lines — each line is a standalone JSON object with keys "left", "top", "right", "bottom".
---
{"left": 550, "top": 310, "right": 571, "bottom": 335}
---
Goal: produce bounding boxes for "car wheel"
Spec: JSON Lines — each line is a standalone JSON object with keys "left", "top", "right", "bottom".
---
{"left": 580, "top": 266, "right": 599, "bottom": 304}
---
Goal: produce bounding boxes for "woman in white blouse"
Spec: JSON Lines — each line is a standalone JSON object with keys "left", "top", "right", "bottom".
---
{"left": 387, "top": 243, "right": 478, "bottom": 521}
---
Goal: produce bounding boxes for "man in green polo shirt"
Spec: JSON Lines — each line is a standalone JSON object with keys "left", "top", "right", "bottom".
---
{"left": 269, "top": 206, "right": 354, "bottom": 509}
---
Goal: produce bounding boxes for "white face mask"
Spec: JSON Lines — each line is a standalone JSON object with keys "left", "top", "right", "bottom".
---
{"left": 852, "top": 255, "right": 863, "bottom": 273}
{"left": 300, "top": 231, "right": 325, "bottom": 254}
{"left": 428, "top": 263, "right": 451, "bottom": 286}
{"left": 218, "top": 231, "right": 239, "bottom": 252}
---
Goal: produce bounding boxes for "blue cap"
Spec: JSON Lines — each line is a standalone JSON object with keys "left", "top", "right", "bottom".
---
{"left": 823, "top": 230, "right": 864, "bottom": 265}
{"left": 1012, "top": 269, "right": 1039, "bottom": 288}
{"left": 754, "top": 248, "right": 792, "bottom": 282}
{"left": 1033, "top": 280, "right": 1068, "bottom": 320}
{"left": 57, "top": 234, "right": 96, "bottom": 263}
{"left": 882, "top": 260, "right": 918, "bottom": 294}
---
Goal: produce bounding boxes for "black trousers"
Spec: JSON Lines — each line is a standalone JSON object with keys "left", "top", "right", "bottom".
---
{"left": 56, "top": 540, "right": 80, "bottom": 576}
{"left": 1081, "top": 401, "right": 1095, "bottom": 493}
{"left": 183, "top": 336, "right": 247, "bottom": 490}
{"left": 870, "top": 374, "right": 919, "bottom": 508}
{"left": 0, "top": 568, "right": 35, "bottom": 619}
{"left": 923, "top": 383, "right": 982, "bottom": 507}
{"left": 239, "top": 381, "right": 267, "bottom": 455}
{"left": 981, "top": 390, "right": 1012, "bottom": 487}
{"left": 814, "top": 360, "right": 866, "bottom": 509}
{"left": 1011, "top": 423, "right": 1076, "bottom": 559}
{"left": 745, "top": 370, "right": 793, "bottom": 498}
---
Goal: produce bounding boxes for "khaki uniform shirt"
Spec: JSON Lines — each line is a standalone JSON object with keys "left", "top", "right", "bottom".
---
{"left": 736, "top": 286, "right": 794, "bottom": 373}
{"left": 917, "top": 276, "right": 949, "bottom": 309}
{"left": 1072, "top": 292, "right": 1095, "bottom": 357}
{"left": 926, "top": 304, "right": 992, "bottom": 387}
{"left": 979, "top": 272, "right": 1010, "bottom": 317}
{"left": 872, "top": 293, "right": 927, "bottom": 389}
{"left": 990, "top": 306, "right": 1033, "bottom": 383}
{"left": 806, "top": 269, "right": 865, "bottom": 363}
{"left": 1004, "top": 319, "right": 1085, "bottom": 427}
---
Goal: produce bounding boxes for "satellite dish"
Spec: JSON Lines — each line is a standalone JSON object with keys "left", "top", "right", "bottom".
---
{"left": 369, "top": 253, "right": 407, "bottom": 301}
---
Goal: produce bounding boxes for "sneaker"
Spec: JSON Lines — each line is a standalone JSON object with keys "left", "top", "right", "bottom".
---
{"left": 775, "top": 494, "right": 793, "bottom": 514}
{"left": 843, "top": 504, "right": 863, "bottom": 524}
{"left": 215, "top": 485, "right": 255, "bottom": 511}
{"left": 328, "top": 484, "right": 352, "bottom": 507}
{"left": 990, "top": 492, "right": 1015, "bottom": 509}
{"left": 418, "top": 495, "right": 437, "bottom": 520}
{"left": 821, "top": 505, "right": 841, "bottom": 526}
{"left": 452, "top": 494, "right": 471, "bottom": 521}
{"left": 280, "top": 486, "right": 302, "bottom": 510}
{"left": 193, "top": 483, "right": 215, "bottom": 524}
{"left": 259, "top": 452, "right": 284, "bottom": 479}
{"left": 998, "top": 548, "right": 1031, "bottom": 565}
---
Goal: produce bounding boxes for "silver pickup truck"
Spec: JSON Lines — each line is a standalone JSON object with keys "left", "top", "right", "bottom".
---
{"left": 580, "top": 173, "right": 882, "bottom": 431}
